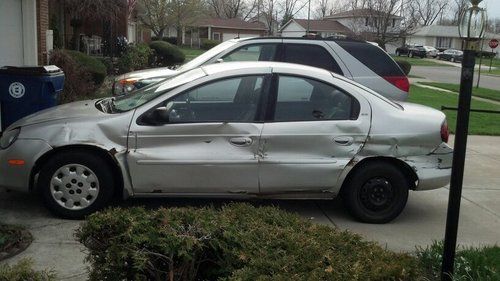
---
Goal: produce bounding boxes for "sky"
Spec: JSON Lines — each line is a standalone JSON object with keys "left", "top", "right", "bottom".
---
{"left": 483, "top": 0, "right": 500, "bottom": 19}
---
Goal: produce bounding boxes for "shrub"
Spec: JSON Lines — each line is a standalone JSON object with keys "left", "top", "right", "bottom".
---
{"left": 65, "top": 50, "right": 107, "bottom": 86}
{"left": 201, "top": 39, "right": 220, "bottom": 50}
{"left": 50, "top": 49, "right": 97, "bottom": 103}
{"left": 151, "top": 36, "right": 178, "bottom": 45}
{"left": 396, "top": 60, "right": 412, "bottom": 75}
{"left": 98, "top": 57, "right": 115, "bottom": 75}
{"left": 76, "top": 203, "right": 422, "bottom": 281}
{"left": 117, "top": 43, "right": 154, "bottom": 74}
{"left": 0, "top": 259, "right": 55, "bottom": 281}
{"left": 149, "top": 41, "right": 185, "bottom": 66}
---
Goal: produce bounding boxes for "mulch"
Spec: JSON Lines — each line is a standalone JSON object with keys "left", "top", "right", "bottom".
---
{"left": 0, "top": 224, "right": 33, "bottom": 261}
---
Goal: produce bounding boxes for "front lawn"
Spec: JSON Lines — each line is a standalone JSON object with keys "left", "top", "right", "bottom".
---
{"left": 418, "top": 82, "right": 500, "bottom": 102}
{"left": 408, "top": 85, "right": 500, "bottom": 135}
{"left": 392, "top": 55, "right": 449, "bottom": 67}
{"left": 180, "top": 47, "right": 206, "bottom": 61}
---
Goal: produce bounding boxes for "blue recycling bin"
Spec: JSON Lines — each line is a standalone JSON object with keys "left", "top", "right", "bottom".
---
{"left": 0, "top": 65, "right": 64, "bottom": 130}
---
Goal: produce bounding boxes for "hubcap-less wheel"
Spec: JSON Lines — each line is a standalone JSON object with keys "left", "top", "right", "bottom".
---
{"left": 359, "top": 177, "right": 394, "bottom": 212}
{"left": 50, "top": 164, "right": 99, "bottom": 210}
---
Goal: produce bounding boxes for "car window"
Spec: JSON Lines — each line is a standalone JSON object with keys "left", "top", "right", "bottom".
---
{"left": 283, "top": 44, "right": 343, "bottom": 74}
{"left": 273, "top": 75, "right": 359, "bottom": 122}
{"left": 335, "top": 40, "right": 404, "bottom": 77}
{"left": 222, "top": 44, "right": 278, "bottom": 62}
{"left": 163, "top": 75, "right": 264, "bottom": 123}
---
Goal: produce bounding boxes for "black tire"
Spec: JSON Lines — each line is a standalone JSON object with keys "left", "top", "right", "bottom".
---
{"left": 38, "top": 151, "right": 115, "bottom": 219}
{"left": 342, "top": 161, "right": 409, "bottom": 224}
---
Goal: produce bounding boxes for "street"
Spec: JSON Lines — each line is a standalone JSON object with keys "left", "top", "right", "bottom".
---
{"left": 1, "top": 135, "right": 499, "bottom": 280}
{"left": 412, "top": 65, "right": 500, "bottom": 89}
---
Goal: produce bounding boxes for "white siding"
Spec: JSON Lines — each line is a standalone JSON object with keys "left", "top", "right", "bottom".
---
{"left": 281, "top": 21, "right": 306, "bottom": 37}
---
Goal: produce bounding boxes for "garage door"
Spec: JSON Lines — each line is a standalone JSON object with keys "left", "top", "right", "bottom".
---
{"left": 0, "top": 0, "right": 24, "bottom": 66}
{"left": 222, "top": 33, "right": 257, "bottom": 42}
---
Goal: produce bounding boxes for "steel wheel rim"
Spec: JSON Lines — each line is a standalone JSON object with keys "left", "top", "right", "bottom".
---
{"left": 359, "top": 177, "right": 395, "bottom": 212}
{"left": 49, "top": 164, "right": 99, "bottom": 210}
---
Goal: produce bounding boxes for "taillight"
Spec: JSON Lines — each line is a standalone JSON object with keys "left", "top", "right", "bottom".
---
{"left": 384, "top": 76, "right": 410, "bottom": 93}
{"left": 441, "top": 120, "right": 449, "bottom": 143}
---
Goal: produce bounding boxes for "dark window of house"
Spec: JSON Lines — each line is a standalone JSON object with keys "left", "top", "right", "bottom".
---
{"left": 335, "top": 40, "right": 404, "bottom": 77}
{"left": 273, "top": 75, "right": 359, "bottom": 121}
{"left": 282, "top": 44, "right": 343, "bottom": 74}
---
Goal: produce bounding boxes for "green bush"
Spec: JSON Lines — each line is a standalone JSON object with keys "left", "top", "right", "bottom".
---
{"left": 50, "top": 49, "right": 97, "bottom": 103}
{"left": 0, "top": 259, "right": 55, "bottom": 281}
{"left": 201, "top": 39, "right": 220, "bottom": 50}
{"left": 396, "top": 60, "right": 412, "bottom": 75}
{"left": 149, "top": 41, "right": 185, "bottom": 66}
{"left": 117, "top": 43, "right": 154, "bottom": 74}
{"left": 151, "top": 36, "right": 178, "bottom": 45}
{"left": 66, "top": 50, "right": 107, "bottom": 86}
{"left": 76, "top": 203, "right": 421, "bottom": 281}
{"left": 417, "top": 241, "right": 500, "bottom": 281}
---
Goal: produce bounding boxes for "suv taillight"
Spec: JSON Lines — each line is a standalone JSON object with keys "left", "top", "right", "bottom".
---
{"left": 384, "top": 76, "right": 410, "bottom": 93}
{"left": 441, "top": 121, "right": 449, "bottom": 143}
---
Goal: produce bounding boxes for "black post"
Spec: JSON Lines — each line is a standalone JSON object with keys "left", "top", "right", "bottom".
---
{"left": 441, "top": 43, "right": 477, "bottom": 281}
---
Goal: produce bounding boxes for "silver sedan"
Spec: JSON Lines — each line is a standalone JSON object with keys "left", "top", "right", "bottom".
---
{"left": 0, "top": 62, "right": 452, "bottom": 223}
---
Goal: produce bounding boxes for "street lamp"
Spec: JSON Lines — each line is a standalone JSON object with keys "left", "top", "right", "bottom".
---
{"left": 441, "top": 1, "right": 486, "bottom": 280}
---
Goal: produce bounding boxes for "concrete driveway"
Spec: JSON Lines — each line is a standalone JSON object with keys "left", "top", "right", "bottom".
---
{"left": 411, "top": 65, "right": 500, "bottom": 89}
{"left": 1, "top": 135, "right": 499, "bottom": 280}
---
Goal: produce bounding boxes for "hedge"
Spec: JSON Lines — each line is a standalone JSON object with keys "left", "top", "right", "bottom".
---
{"left": 0, "top": 259, "right": 55, "bottom": 281}
{"left": 76, "top": 203, "right": 421, "bottom": 281}
{"left": 201, "top": 39, "right": 220, "bottom": 50}
{"left": 149, "top": 41, "right": 185, "bottom": 66}
{"left": 117, "top": 43, "right": 154, "bottom": 74}
{"left": 65, "top": 50, "right": 107, "bottom": 86}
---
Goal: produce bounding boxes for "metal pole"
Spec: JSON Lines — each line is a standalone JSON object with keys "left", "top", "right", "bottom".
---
{"left": 490, "top": 48, "right": 494, "bottom": 72}
{"left": 441, "top": 41, "right": 477, "bottom": 281}
{"left": 476, "top": 39, "right": 483, "bottom": 88}
{"left": 307, "top": 0, "right": 311, "bottom": 34}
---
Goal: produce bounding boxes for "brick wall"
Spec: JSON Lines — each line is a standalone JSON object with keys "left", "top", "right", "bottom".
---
{"left": 37, "top": 0, "right": 49, "bottom": 65}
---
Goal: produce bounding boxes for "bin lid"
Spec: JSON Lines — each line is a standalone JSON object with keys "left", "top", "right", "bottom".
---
{"left": 0, "top": 65, "right": 63, "bottom": 76}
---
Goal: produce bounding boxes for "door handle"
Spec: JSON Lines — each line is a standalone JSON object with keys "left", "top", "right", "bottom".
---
{"left": 333, "top": 136, "right": 354, "bottom": 146}
{"left": 230, "top": 137, "right": 253, "bottom": 146}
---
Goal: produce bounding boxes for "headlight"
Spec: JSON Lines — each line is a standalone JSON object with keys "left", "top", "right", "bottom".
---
{"left": 113, "top": 78, "right": 166, "bottom": 96}
{"left": 0, "top": 128, "right": 21, "bottom": 149}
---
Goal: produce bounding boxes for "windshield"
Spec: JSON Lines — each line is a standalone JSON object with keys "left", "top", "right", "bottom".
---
{"left": 176, "top": 40, "right": 239, "bottom": 72}
{"left": 113, "top": 68, "right": 206, "bottom": 112}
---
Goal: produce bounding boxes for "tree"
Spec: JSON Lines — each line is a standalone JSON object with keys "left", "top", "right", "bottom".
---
{"left": 450, "top": 0, "right": 469, "bottom": 24}
{"left": 409, "top": 0, "right": 447, "bottom": 26}
{"left": 169, "top": 0, "right": 204, "bottom": 45}
{"left": 138, "top": 0, "right": 172, "bottom": 37}
{"left": 279, "top": 0, "right": 307, "bottom": 26}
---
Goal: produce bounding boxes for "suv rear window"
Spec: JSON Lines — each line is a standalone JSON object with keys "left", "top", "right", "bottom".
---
{"left": 335, "top": 41, "right": 404, "bottom": 77}
{"left": 283, "top": 44, "right": 343, "bottom": 75}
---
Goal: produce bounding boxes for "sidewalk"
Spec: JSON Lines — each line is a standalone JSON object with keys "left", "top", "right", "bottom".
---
{"left": 1, "top": 135, "right": 500, "bottom": 279}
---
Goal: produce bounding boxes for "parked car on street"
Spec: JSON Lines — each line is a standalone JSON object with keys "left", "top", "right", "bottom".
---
{"left": 0, "top": 62, "right": 452, "bottom": 223}
{"left": 422, "top": 46, "right": 438, "bottom": 58}
{"left": 437, "top": 49, "right": 463, "bottom": 62}
{"left": 395, "top": 45, "right": 427, "bottom": 58}
{"left": 114, "top": 37, "right": 409, "bottom": 101}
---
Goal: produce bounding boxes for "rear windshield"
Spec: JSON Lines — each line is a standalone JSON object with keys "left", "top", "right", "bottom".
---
{"left": 335, "top": 41, "right": 405, "bottom": 77}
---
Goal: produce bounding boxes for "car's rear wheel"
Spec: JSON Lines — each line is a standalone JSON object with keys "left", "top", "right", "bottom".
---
{"left": 38, "top": 151, "right": 115, "bottom": 219}
{"left": 342, "top": 161, "right": 409, "bottom": 223}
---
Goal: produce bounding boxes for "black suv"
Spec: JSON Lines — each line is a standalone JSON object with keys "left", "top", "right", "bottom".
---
{"left": 395, "top": 45, "right": 427, "bottom": 58}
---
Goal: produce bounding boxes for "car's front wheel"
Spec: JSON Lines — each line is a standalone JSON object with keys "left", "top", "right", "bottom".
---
{"left": 342, "top": 161, "right": 409, "bottom": 224}
{"left": 38, "top": 151, "right": 115, "bottom": 219}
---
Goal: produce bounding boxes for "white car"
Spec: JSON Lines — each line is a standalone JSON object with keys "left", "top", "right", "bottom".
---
{"left": 423, "top": 46, "right": 438, "bottom": 58}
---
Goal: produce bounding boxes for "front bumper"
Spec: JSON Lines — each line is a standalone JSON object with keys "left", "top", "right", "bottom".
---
{"left": 0, "top": 138, "right": 52, "bottom": 192}
{"left": 403, "top": 143, "right": 453, "bottom": 191}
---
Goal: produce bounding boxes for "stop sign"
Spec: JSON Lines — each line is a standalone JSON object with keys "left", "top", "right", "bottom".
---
{"left": 489, "top": 39, "right": 499, "bottom": 49}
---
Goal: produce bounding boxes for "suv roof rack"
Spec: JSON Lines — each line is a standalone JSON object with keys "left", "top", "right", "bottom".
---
{"left": 241, "top": 36, "right": 367, "bottom": 43}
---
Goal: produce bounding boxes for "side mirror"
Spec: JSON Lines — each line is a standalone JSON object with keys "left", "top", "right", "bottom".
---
{"left": 215, "top": 58, "right": 224, "bottom": 63}
{"left": 143, "top": 107, "right": 170, "bottom": 125}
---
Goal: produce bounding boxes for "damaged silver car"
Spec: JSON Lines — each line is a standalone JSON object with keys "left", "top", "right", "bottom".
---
{"left": 0, "top": 62, "right": 452, "bottom": 223}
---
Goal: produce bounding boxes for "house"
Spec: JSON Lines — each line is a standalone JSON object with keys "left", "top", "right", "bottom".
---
{"left": 406, "top": 25, "right": 499, "bottom": 57}
{"left": 324, "top": 8, "right": 404, "bottom": 53}
{"left": 163, "top": 18, "right": 267, "bottom": 48}
{"left": 280, "top": 19, "right": 352, "bottom": 38}
{"left": 0, "top": 0, "right": 47, "bottom": 66}
{"left": 250, "top": 13, "right": 279, "bottom": 36}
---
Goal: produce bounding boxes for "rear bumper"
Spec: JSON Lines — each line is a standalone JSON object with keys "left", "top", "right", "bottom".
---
{"left": 402, "top": 143, "right": 453, "bottom": 191}
{"left": 0, "top": 139, "right": 52, "bottom": 192}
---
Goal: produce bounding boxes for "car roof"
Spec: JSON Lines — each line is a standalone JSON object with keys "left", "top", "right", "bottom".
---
{"left": 200, "top": 61, "right": 332, "bottom": 77}
{"left": 240, "top": 36, "right": 367, "bottom": 44}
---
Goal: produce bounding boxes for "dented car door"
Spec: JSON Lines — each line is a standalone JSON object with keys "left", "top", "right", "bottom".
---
{"left": 127, "top": 75, "right": 267, "bottom": 194}
{"left": 259, "top": 74, "right": 371, "bottom": 194}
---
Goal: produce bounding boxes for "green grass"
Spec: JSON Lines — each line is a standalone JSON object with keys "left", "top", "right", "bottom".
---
{"left": 418, "top": 82, "right": 500, "bottom": 102}
{"left": 179, "top": 47, "right": 206, "bottom": 61}
{"left": 392, "top": 55, "right": 449, "bottom": 67}
{"left": 417, "top": 241, "right": 500, "bottom": 281}
{"left": 409, "top": 85, "right": 500, "bottom": 135}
